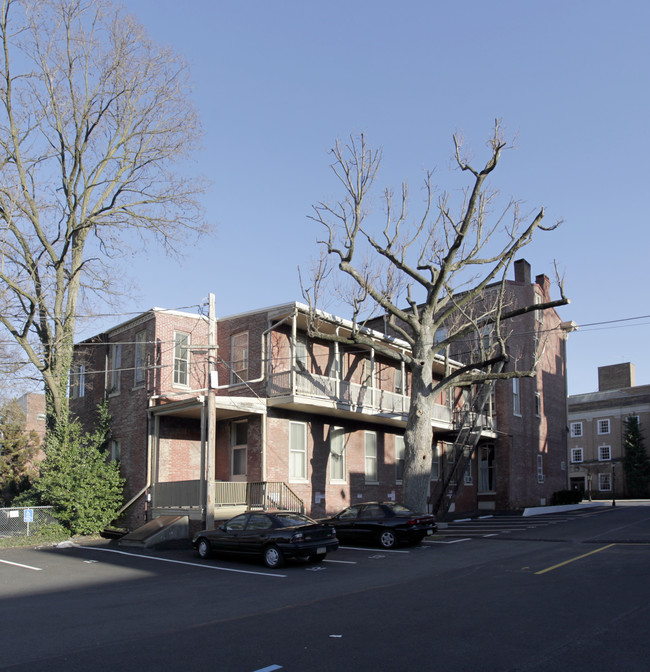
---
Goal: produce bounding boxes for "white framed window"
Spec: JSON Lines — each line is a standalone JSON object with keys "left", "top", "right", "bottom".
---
{"left": 597, "top": 419, "right": 610, "bottom": 435}
{"left": 395, "top": 367, "right": 405, "bottom": 395}
{"left": 571, "top": 447, "right": 583, "bottom": 463}
{"left": 512, "top": 378, "right": 521, "bottom": 416}
{"left": 534, "top": 292, "right": 544, "bottom": 323}
{"left": 289, "top": 421, "right": 307, "bottom": 481}
{"left": 231, "top": 420, "right": 248, "bottom": 477}
{"left": 134, "top": 330, "right": 147, "bottom": 386}
{"left": 537, "top": 454, "right": 544, "bottom": 483}
{"left": 570, "top": 422, "right": 583, "bottom": 438}
{"left": 626, "top": 415, "right": 640, "bottom": 426}
{"left": 329, "top": 426, "right": 346, "bottom": 483}
{"left": 110, "top": 439, "right": 121, "bottom": 462}
{"left": 478, "top": 444, "right": 495, "bottom": 493}
{"left": 173, "top": 331, "right": 190, "bottom": 387}
{"left": 230, "top": 332, "right": 249, "bottom": 384}
{"left": 364, "top": 431, "right": 378, "bottom": 483}
{"left": 395, "top": 435, "right": 405, "bottom": 483}
{"left": 598, "top": 445, "right": 611, "bottom": 461}
{"left": 295, "top": 334, "right": 308, "bottom": 371}
{"left": 70, "top": 364, "right": 86, "bottom": 399}
{"left": 110, "top": 343, "right": 122, "bottom": 394}
{"left": 535, "top": 393, "right": 541, "bottom": 418}
{"left": 598, "top": 472, "right": 612, "bottom": 491}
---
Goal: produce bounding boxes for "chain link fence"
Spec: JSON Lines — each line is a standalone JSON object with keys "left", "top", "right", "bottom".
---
{"left": 0, "top": 506, "right": 59, "bottom": 538}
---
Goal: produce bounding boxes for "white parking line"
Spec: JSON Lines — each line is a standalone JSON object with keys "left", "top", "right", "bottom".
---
{"left": 72, "top": 546, "right": 287, "bottom": 578}
{"left": 252, "top": 665, "right": 283, "bottom": 672}
{"left": 0, "top": 558, "right": 43, "bottom": 571}
{"left": 324, "top": 558, "right": 358, "bottom": 564}
{"left": 338, "top": 546, "right": 411, "bottom": 554}
{"left": 423, "top": 538, "right": 471, "bottom": 544}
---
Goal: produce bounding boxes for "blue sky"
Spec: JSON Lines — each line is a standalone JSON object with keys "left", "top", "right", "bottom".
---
{"left": 104, "top": 0, "right": 650, "bottom": 396}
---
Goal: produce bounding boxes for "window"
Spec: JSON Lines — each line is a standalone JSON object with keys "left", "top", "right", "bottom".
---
{"left": 537, "top": 454, "right": 544, "bottom": 483}
{"left": 535, "top": 393, "right": 541, "bottom": 418}
{"left": 626, "top": 415, "right": 640, "bottom": 426}
{"left": 395, "top": 435, "right": 405, "bottom": 483}
{"left": 365, "top": 432, "right": 378, "bottom": 483}
{"left": 598, "top": 472, "right": 612, "bottom": 492}
{"left": 598, "top": 445, "right": 611, "bottom": 461}
{"left": 173, "top": 331, "right": 190, "bottom": 387}
{"left": 512, "top": 378, "right": 521, "bottom": 416}
{"left": 231, "top": 332, "right": 249, "bottom": 384}
{"left": 534, "top": 292, "right": 544, "bottom": 323}
{"left": 231, "top": 421, "right": 248, "bottom": 477}
{"left": 134, "top": 330, "right": 147, "bottom": 386}
{"left": 571, "top": 447, "right": 583, "bottom": 463}
{"left": 289, "top": 421, "right": 307, "bottom": 481}
{"left": 464, "top": 460, "right": 473, "bottom": 485}
{"left": 295, "top": 334, "right": 308, "bottom": 371}
{"left": 478, "top": 444, "right": 495, "bottom": 492}
{"left": 110, "top": 439, "right": 121, "bottom": 462}
{"left": 110, "top": 343, "right": 122, "bottom": 393}
{"left": 70, "top": 364, "right": 85, "bottom": 398}
{"left": 597, "top": 419, "right": 610, "bottom": 435}
{"left": 329, "top": 427, "right": 346, "bottom": 482}
{"left": 395, "top": 367, "right": 404, "bottom": 395}
{"left": 570, "top": 422, "right": 583, "bottom": 438}
{"left": 431, "top": 443, "right": 441, "bottom": 480}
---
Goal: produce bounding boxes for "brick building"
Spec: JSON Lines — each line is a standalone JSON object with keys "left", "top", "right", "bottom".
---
{"left": 568, "top": 363, "right": 650, "bottom": 499}
{"left": 70, "top": 260, "right": 570, "bottom": 531}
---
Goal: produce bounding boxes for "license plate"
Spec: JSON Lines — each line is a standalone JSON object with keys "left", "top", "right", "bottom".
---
{"left": 427, "top": 529, "right": 433, "bottom": 535}
{"left": 317, "top": 547, "right": 326, "bottom": 554}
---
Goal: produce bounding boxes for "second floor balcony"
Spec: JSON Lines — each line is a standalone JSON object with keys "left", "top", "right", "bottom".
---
{"left": 268, "top": 368, "right": 457, "bottom": 428}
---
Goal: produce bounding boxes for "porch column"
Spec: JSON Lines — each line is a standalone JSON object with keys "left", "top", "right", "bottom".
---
{"left": 290, "top": 311, "right": 297, "bottom": 394}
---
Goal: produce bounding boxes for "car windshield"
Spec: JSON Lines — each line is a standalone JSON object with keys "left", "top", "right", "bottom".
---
{"left": 274, "top": 513, "right": 315, "bottom": 527}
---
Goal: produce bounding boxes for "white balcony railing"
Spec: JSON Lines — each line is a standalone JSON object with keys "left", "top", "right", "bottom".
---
{"left": 268, "top": 369, "right": 456, "bottom": 424}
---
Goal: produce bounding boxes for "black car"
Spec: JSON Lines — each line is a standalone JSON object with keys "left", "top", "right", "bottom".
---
{"left": 192, "top": 511, "right": 339, "bottom": 568}
{"left": 321, "top": 502, "right": 437, "bottom": 548}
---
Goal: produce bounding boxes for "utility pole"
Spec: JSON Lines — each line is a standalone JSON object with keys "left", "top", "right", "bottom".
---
{"left": 206, "top": 293, "right": 217, "bottom": 529}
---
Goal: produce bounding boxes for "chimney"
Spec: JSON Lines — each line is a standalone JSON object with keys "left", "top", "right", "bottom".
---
{"left": 598, "top": 363, "right": 635, "bottom": 391}
{"left": 535, "top": 274, "right": 551, "bottom": 298}
{"left": 514, "top": 259, "right": 531, "bottom": 284}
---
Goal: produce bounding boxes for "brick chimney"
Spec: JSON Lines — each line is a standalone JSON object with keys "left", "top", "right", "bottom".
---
{"left": 535, "top": 274, "right": 551, "bottom": 298}
{"left": 514, "top": 259, "right": 531, "bottom": 284}
{"left": 598, "top": 363, "right": 635, "bottom": 391}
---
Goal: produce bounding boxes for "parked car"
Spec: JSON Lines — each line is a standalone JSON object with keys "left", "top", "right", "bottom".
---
{"left": 321, "top": 502, "right": 437, "bottom": 548}
{"left": 192, "top": 511, "right": 339, "bottom": 568}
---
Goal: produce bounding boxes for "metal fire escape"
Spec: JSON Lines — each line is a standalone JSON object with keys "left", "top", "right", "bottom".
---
{"left": 430, "top": 361, "right": 504, "bottom": 518}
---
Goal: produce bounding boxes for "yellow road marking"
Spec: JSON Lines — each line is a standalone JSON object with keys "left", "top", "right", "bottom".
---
{"left": 535, "top": 544, "right": 616, "bottom": 575}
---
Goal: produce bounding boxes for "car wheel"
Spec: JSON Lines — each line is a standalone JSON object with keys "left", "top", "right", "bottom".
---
{"left": 197, "top": 537, "right": 211, "bottom": 559}
{"left": 378, "top": 529, "right": 397, "bottom": 549}
{"left": 263, "top": 544, "right": 285, "bottom": 569}
{"left": 308, "top": 554, "right": 326, "bottom": 563}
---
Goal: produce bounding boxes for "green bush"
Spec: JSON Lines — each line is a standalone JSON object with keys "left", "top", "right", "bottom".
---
{"left": 26, "top": 403, "right": 125, "bottom": 536}
{"left": 550, "top": 489, "right": 583, "bottom": 506}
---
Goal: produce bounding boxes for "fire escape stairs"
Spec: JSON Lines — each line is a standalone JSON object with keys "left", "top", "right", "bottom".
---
{"left": 431, "top": 360, "right": 504, "bottom": 519}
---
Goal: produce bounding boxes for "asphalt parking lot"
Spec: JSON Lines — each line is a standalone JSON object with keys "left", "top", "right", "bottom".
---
{"left": 1, "top": 503, "right": 649, "bottom": 671}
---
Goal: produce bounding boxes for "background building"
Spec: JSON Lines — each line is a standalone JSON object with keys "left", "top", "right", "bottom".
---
{"left": 567, "top": 363, "right": 650, "bottom": 499}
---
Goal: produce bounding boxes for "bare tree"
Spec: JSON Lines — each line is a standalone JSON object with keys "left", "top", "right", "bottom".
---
{"left": 0, "top": 0, "right": 208, "bottom": 427}
{"left": 304, "top": 122, "right": 569, "bottom": 511}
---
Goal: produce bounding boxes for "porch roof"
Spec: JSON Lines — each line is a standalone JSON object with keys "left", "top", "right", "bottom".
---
{"left": 147, "top": 395, "right": 267, "bottom": 420}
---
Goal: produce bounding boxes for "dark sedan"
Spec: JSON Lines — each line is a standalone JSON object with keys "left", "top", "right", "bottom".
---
{"left": 192, "top": 511, "right": 339, "bottom": 568}
{"left": 321, "top": 502, "right": 437, "bottom": 548}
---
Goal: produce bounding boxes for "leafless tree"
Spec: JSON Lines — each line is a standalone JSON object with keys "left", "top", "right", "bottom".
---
{"left": 0, "top": 0, "right": 208, "bottom": 427}
{"left": 303, "top": 122, "right": 569, "bottom": 511}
